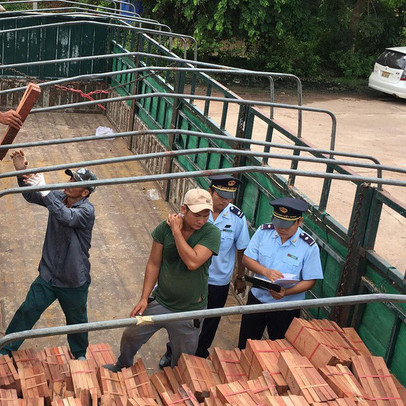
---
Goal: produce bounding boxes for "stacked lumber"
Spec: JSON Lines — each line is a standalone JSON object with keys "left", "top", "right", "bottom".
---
{"left": 161, "top": 384, "right": 199, "bottom": 406}
{"left": 319, "top": 364, "right": 369, "bottom": 403}
{"left": 51, "top": 397, "right": 82, "bottom": 406}
{"left": 41, "top": 346, "right": 73, "bottom": 398}
{"left": 0, "top": 388, "right": 19, "bottom": 406}
{"left": 262, "top": 395, "right": 309, "bottom": 406}
{"left": 18, "top": 362, "right": 50, "bottom": 405}
{"left": 0, "top": 82, "right": 41, "bottom": 160}
{"left": 177, "top": 354, "right": 221, "bottom": 400}
{"left": 240, "top": 339, "right": 297, "bottom": 393}
{"left": 311, "top": 399, "right": 358, "bottom": 406}
{"left": 285, "top": 318, "right": 359, "bottom": 369}
{"left": 0, "top": 356, "right": 20, "bottom": 393}
{"left": 342, "top": 328, "right": 371, "bottom": 356}
{"left": 98, "top": 368, "right": 126, "bottom": 400}
{"left": 278, "top": 351, "right": 337, "bottom": 404}
{"left": 391, "top": 374, "right": 406, "bottom": 404}
{"left": 352, "top": 355, "right": 403, "bottom": 405}
{"left": 210, "top": 347, "right": 247, "bottom": 384}
{"left": 120, "top": 359, "right": 156, "bottom": 401}
{"left": 245, "top": 371, "right": 278, "bottom": 399}
{"left": 12, "top": 349, "right": 42, "bottom": 370}
{"left": 214, "top": 381, "right": 259, "bottom": 405}
{"left": 86, "top": 344, "right": 116, "bottom": 369}
{"left": 68, "top": 359, "right": 100, "bottom": 406}
{"left": 150, "top": 371, "right": 172, "bottom": 395}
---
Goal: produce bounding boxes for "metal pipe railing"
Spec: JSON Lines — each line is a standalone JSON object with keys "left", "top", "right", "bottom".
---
{"left": 23, "top": 93, "right": 337, "bottom": 153}
{"left": 0, "top": 9, "right": 171, "bottom": 32}
{"left": 1, "top": 168, "right": 405, "bottom": 202}
{"left": 0, "top": 19, "right": 198, "bottom": 61}
{"left": 0, "top": 148, "right": 403, "bottom": 183}
{"left": 0, "top": 53, "right": 303, "bottom": 134}
{"left": 0, "top": 129, "right": 382, "bottom": 170}
{"left": 0, "top": 294, "right": 405, "bottom": 350}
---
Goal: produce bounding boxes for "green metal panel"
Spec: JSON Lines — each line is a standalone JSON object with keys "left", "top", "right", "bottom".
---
{"left": 390, "top": 322, "right": 406, "bottom": 386}
{"left": 358, "top": 302, "right": 395, "bottom": 356}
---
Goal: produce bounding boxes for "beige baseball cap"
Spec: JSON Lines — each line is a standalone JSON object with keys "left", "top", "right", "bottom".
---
{"left": 183, "top": 188, "right": 213, "bottom": 213}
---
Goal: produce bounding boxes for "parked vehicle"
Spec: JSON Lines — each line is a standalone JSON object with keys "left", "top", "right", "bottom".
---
{"left": 368, "top": 47, "right": 406, "bottom": 98}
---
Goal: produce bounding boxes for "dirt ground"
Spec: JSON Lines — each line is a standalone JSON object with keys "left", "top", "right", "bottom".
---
{"left": 194, "top": 85, "right": 406, "bottom": 273}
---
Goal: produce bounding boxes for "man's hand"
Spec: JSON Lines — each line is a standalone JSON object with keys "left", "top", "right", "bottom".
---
{"left": 0, "top": 110, "right": 23, "bottom": 130}
{"left": 166, "top": 213, "right": 183, "bottom": 234}
{"left": 24, "top": 173, "right": 50, "bottom": 197}
{"left": 130, "top": 298, "right": 148, "bottom": 317}
{"left": 270, "top": 286, "right": 286, "bottom": 300}
{"left": 234, "top": 277, "right": 246, "bottom": 294}
{"left": 263, "top": 268, "right": 283, "bottom": 283}
{"left": 10, "top": 150, "right": 29, "bottom": 171}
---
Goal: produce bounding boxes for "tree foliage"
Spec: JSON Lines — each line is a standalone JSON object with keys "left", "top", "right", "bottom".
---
{"left": 141, "top": 0, "right": 406, "bottom": 79}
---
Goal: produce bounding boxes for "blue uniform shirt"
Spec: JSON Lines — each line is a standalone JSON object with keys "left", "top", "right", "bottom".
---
{"left": 245, "top": 225, "right": 323, "bottom": 303}
{"left": 208, "top": 203, "right": 250, "bottom": 286}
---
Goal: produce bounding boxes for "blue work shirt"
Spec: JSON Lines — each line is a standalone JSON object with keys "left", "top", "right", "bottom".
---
{"left": 245, "top": 224, "right": 323, "bottom": 303}
{"left": 18, "top": 178, "right": 95, "bottom": 288}
{"left": 208, "top": 203, "right": 250, "bottom": 286}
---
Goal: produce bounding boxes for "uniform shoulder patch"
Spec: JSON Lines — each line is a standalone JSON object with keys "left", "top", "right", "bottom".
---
{"left": 261, "top": 223, "right": 275, "bottom": 230}
{"left": 300, "top": 232, "right": 315, "bottom": 246}
{"left": 230, "top": 205, "right": 245, "bottom": 218}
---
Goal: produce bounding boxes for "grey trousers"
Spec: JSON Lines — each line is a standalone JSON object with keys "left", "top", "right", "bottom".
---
{"left": 117, "top": 299, "right": 203, "bottom": 368}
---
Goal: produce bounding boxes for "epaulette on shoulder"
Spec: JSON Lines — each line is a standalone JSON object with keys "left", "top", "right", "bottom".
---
{"left": 300, "top": 232, "right": 315, "bottom": 246}
{"left": 261, "top": 223, "right": 274, "bottom": 230}
{"left": 230, "top": 205, "right": 245, "bottom": 218}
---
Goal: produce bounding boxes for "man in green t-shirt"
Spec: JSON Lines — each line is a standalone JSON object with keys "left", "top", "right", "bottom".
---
{"left": 104, "top": 188, "right": 221, "bottom": 371}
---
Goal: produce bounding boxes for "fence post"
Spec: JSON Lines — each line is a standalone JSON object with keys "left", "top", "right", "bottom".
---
{"left": 330, "top": 183, "right": 374, "bottom": 326}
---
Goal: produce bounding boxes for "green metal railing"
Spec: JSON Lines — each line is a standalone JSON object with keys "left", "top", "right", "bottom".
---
{"left": 1, "top": 9, "right": 405, "bottom": 384}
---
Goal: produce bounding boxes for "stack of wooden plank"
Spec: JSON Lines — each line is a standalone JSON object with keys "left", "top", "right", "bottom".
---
{"left": 176, "top": 354, "right": 221, "bottom": 401}
{"left": 0, "top": 388, "right": 19, "bottom": 406}
{"left": 161, "top": 384, "right": 199, "bottom": 406}
{"left": 210, "top": 348, "right": 247, "bottom": 384}
{"left": 120, "top": 359, "right": 156, "bottom": 401}
{"left": 86, "top": 344, "right": 116, "bottom": 369}
{"left": 0, "top": 82, "right": 41, "bottom": 160}
{"left": 240, "top": 339, "right": 297, "bottom": 393}
{"left": 319, "top": 364, "right": 369, "bottom": 403}
{"left": 0, "top": 356, "right": 20, "bottom": 393}
{"left": 285, "top": 318, "right": 359, "bottom": 368}
{"left": 0, "top": 325, "right": 405, "bottom": 405}
{"left": 278, "top": 351, "right": 337, "bottom": 404}
{"left": 41, "top": 346, "right": 74, "bottom": 400}
{"left": 352, "top": 355, "right": 404, "bottom": 405}
{"left": 68, "top": 359, "right": 99, "bottom": 406}
{"left": 18, "top": 362, "right": 50, "bottom": 405}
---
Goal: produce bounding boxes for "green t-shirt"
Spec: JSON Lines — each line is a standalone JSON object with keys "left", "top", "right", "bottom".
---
{"left": 151, "top": 220, "right": 221, "bottom": 312}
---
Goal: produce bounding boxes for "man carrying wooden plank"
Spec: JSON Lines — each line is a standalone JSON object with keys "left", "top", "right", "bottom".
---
{"left": 104, "top": 189, "right": 221, "bottom": 371}
{"left": 0, "top": 150, "right": 98, "bottom": 360}
{"left": 238, "top": 197, "right": 324, "bottom": 348}
{"left": 0, "top": 109, "right": 22, "bottom": 130}
{"left": 159, "top": 175, "right": 250, "bottom": 367}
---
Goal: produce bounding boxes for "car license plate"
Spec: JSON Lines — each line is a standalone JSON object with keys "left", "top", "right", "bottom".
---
{"left": 381, "top": 71, "right": 390, "bottom": 78}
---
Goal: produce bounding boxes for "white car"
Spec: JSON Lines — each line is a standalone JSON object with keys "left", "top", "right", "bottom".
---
{"left": 368, "top": 47, "right": 406, "bottom": 99}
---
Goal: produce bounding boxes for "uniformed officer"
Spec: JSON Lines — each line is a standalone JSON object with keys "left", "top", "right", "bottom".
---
{"left": 238, "top": 197, "right": 323, "bottom": 349}
{"left": 159, "top": 175, "right": 250, "bottom": 366}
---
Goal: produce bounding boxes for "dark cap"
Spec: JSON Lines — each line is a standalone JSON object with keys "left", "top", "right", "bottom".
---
{"left": 209, "top": 175, "right": 241, "bottom": 199}
{"left": 65, "top": 168, "right": 98, "bottom": 193}
{"left": 270, "top": 197, "right": 308, "bottom": 229}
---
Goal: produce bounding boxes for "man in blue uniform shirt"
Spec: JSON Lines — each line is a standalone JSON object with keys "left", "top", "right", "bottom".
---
{"left": 159, "top": 175, "right": 250, "bottom": 366}
{"left": 238, "top": 197, "right": 323, "bottom": 349}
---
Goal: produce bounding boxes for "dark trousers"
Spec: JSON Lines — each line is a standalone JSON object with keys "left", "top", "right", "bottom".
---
{"left": 195, "top": 283, "right": 229, "bottom": 358}
{"left": 238, "top": 291, "right": 300, "bottom": 349}
{"left": 1, "top": 276, "right": 89, "bottom": 358}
